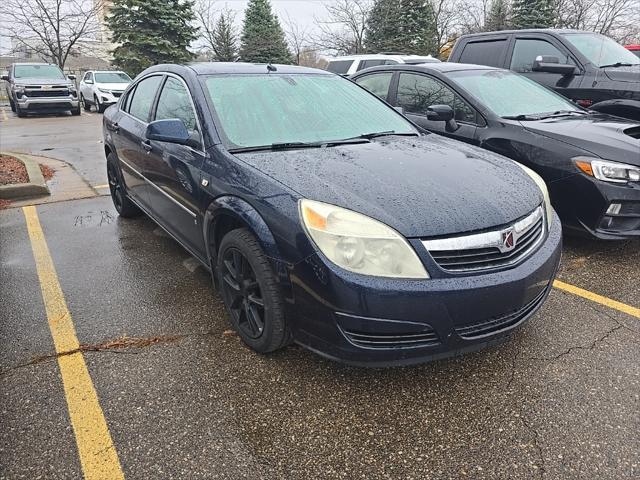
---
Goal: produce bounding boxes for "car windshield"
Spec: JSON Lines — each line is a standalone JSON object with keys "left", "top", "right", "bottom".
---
{"left": 95, "top": 72, "right": 131, "bottom": 83}
{"left": 449, "top": 69, "right": 582, "bottom": 118}
{"left": 561, "top": 33, "right": 640, "bottom": 67}
{"left": 14, "top": 64, "right": 65, "bottom": 79}
{"left": 203, "top": 74, "right": 417, "bottom": 148}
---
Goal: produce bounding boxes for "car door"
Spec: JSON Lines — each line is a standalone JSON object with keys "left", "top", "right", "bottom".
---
{"left": 507, "top": 35, "right": 582, "bottom": 94}
{"left": 80, "top": 72, "right": 91, "bottom": 99}
{"left": 353, "top": 71, "right": 395, "bottom": 101}
{"left": 143, "top": 75, "right": 206, "bottom": 256}
{"left": 110, "top": 74, "right": 164, "bottom": 209}
{"left": 392, "top": 72, "right": 480, "bottom": 143}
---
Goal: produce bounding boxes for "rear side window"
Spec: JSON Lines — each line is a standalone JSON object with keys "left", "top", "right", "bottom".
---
{"left": 510, "top": 39, "right": 573, "bottom": 72}
{"left": 358, "top": 59, "right": 386, "bottom": 70}
{"left": 127, "top": 75, "right": 163, "bottom": 122}
{"left": 154, "top": 77, "right": 197, "bottom": 131}
{"left": 459, "top": 39, "right": 508, "bottom": 67}
{"left": 326, "top": 60, "right": 353, "bottom": 74}
{"left": 355, "top": 72, "right": 394, "bottom": 101}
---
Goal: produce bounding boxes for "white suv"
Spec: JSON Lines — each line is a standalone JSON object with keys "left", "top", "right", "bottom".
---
{"left": 79, "top": 70, "right": 131, "bottom": 113}
{"left": 325, "top": 54, "right": 440, "bottom": 75}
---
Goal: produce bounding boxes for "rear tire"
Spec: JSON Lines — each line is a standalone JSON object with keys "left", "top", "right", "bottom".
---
{"left": 107, "top": 153, "right": 142, "bottom": 218}
{"left": 218, "top": 228, "right": 291, "bottom": 354}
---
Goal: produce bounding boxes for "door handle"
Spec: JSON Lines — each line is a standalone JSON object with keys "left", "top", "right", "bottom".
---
{"left": 141, "top": 140, "right": 152, "bottom": 153}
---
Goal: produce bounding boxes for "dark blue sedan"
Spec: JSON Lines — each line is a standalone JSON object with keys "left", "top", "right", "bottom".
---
{"left": 103, "top": 62, "right": 562, "bottom": 366}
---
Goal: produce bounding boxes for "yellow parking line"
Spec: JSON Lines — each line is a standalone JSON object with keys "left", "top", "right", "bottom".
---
{"left": 554, "top": 279, "right": 640, "bottom": 319}
{"left": 94, "top": 184, "right": 110, "bottom": 189}
{"left": 1, "top": 108, "right": 7, "bottom": 121}
{"left": 23, "top": 206, "right": 125, "bottom": 480}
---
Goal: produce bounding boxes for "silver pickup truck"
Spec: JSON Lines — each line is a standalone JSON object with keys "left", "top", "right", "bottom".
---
{"left": 2, "top": 63, "right": 81, "bottom": 117}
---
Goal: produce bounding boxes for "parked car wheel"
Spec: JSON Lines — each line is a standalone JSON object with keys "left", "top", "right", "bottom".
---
{"left": 218, "top": 228, "right": 291, "bottom": 354}
{"left": 72, "top": 105, "right": 81, "bottom": 116}
{"left": 95, "top": 95, "right": 105, "bottom": 113}
{"left": 81, "top": 94, "right": 91, "bottom": 111}
{"left": 15, "top": 104, "right": 25, "bottom": 118}
{"left": 9, "top": 99, "right": 16, "bottom": 112}
{"left": 107, "top": 154, "right": 142, "bottom": 218}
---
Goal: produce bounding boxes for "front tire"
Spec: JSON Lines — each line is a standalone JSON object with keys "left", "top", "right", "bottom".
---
{"left": 72, "top": 105, "right": 81, "bottom": 116}
{"left": 81, "top": 94, "right": 91, "bottom": 111}
{"left": 16, "top": 104, "right": 25, "bottom": 118}
{"left": 107, "top": 153, "right": 142, "bottom": 218}
{"left": 9, "top": 99, "right": 16, "bottom": 112}
{"left": 218, "top": 229, "right": 291, "bottom": 353}
{"left": 95, "top": 95, "right": 105, "bottom": 113}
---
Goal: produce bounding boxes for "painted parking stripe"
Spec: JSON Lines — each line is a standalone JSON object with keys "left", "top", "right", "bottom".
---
{"left": 1, "top": 108, "right": 7, "bottom": 121}
{"left": 554, "top": 279, "right": 640, "bottom": 319}
{"left": 23, "top": 206, "right": 125, "bottom": 480}
{"left": 94, "top": 184, "right": 110, "bottom": 189}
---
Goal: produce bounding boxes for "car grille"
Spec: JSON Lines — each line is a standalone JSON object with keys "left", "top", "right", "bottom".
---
{"left": 623, "top": 126, "right": 640, "bottom": 139}
{"left": 342, "top": 327, "right": 440, "bottom": 349}
{"left": 25, "top": 88, "right": 70, "bottom": 98}
{"left": 423, "top": 206, "right": 545, "bottom": 272}
{"left": 455, "top": 288, "right": 548, "bottom": 339}
{"left": 112, "top": 91, "right": 123, "bottom": 98}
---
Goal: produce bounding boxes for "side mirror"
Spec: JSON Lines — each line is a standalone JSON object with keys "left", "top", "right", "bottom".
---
{"left": 146, "top": 119, "right": 190, "bottom": 145}
{"left": 67, "top": 74, "right": 76, "bottom": 80}
{"left": 85, "top": 79, "right": 94, "bottom": 84}
{"left": 1, "top": 75, "right": 8, "bottom": 81}
{"left": 426, "top": 104, "right": 459, "bottom": 132}
{"left": 532, "top": 55, "right": 576, "bottom": 76}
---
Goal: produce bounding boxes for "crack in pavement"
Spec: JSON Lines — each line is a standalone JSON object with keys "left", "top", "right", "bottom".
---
{"left": 533, "top": 323, "right": 624, "bottom": 363}
{"left": 0, "top": 334, "right": 189, "bottom": 377}
{"left": 521, "top": 414, "right": 547, "bottom": 480}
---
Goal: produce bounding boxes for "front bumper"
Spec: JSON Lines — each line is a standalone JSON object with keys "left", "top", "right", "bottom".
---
{"left": 286, "top": 212, "right": 563, "bottom": 367}
{"left": 97, "top": 91, "right": 124, "bottom": 105}
{"left": 555, "top": 174, "right": 640, "bottom": 240}
{"left": 17, "top": 95, "right": 79, "bottom": 111}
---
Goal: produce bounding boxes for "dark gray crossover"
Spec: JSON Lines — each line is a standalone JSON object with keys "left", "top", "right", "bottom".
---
{"left": 102, "top": 62, "right": 562, "bottom": 366}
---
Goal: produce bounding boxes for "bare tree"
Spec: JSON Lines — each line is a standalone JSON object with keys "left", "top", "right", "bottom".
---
{"left": 0, "top": 0, "right": 105, "bottom": 68}
{"left": 430, "top": 0, "right": 462, "bottom": 53}
{"left": 284, "top": 14, "right": 311, "bottom": 65}
{"left": 195, "top": 1, "right": 238, "bottom": 61}
{"left": 312, "top": 0, "right": 371, "bottom": 55}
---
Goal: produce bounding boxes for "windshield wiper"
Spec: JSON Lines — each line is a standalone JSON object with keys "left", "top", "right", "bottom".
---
{"left": 599, "top": 62, "right": 638, "bottom": 68}
{"left": 228, "top": 137, "right": 376, "bottom": 154}
{"left": 502, "top": 114, "right": 542, "bottom": 121}
{"left": 503, "top": 110, "right": 587, "bottom": 121}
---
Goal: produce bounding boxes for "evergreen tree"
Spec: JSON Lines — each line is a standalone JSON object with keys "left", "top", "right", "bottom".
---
{"left": 239, "top": 0, "right": 292, "bottom": 63}
{"left": 511, "top": 0, "right": 553, "bottom": 29}
{"left": 485, "top": 0, "right": 511, "bottom": 31}
{"left": 107, "top": 0, "right": 198, "bottom": 76}
{"left": 365, "top": 0, "right": 436, "bottom": 56}
{"left": 212, "top": 11, "right": 238, "bottom": 62}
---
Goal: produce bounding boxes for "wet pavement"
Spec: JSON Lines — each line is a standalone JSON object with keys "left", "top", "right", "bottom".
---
{"left": 1, "top": 195, "right": 638, "bottom": 480}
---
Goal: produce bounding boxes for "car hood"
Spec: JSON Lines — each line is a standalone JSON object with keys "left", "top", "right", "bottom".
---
{"left": 233, "top": 135, "right": 542, "bottom": 238}
{"left": 602, "top": 65, "right": 640, "bottom": 85}
{"left": 95, "top": 82, "right": 129, "bottom": 91}
{"left": 520, "top": 114, "right": 640, "bottom": 166}
{"left": 14, "top": 77, "right": 73, "bottom": 86}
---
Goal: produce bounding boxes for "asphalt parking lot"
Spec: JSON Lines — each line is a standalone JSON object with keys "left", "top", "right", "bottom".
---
{"left": 1, "top": 108, "right": 639, "bottom": 479}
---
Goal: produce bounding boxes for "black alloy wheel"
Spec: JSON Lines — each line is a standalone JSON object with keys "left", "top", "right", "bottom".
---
{"left": 106, "top": 154, "right": 141, "bottom": 218}
{"left": 217, "top": 228, "right": 291, "bottom": 353}
{"left": 221, "top": 247, "right": 266, "bottom": 339}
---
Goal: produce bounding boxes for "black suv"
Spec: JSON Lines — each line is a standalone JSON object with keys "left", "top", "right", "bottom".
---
{"left": 449, "top": 29, "right": 640, "bottom": 121}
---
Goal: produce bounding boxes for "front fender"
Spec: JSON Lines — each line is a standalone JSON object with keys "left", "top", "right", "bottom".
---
{"left": 590, "top": 99, "right": 640, "bottom": 122}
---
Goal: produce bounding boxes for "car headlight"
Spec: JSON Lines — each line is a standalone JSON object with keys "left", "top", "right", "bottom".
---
{"left": 514, "top": 163, "right": 553, "bottom": 229}
{"left": 299, "top": 199, "right": 429, "bottom": 279}
{"left": 98, "top": 88, "right": 111, "bottom": 94}
{"left": 574, "top": 157, "right": 640, "bottom": 184}
{"left": 13, "top": 84, "right": 25, "bottom": 92}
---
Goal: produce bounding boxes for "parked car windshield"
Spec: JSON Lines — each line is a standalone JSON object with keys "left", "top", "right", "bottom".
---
{"left": 561, "top": 33, "right": 640, "bottom": 67}
{"left": 95, "top": 72, "right": 131, "bottom": 83}
{"left": 449, "top": 69, "right": 582, "bottom": 117}
{"left": 203, "top": 74, "right": 417, "bottom": 148}
{"left": 14, "top": 64, "right": 65, "bottom": 79}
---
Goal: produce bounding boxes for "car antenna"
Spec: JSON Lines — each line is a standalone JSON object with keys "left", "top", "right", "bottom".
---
{"left": 267, "top": 63, "right": 277, "bottom": 73}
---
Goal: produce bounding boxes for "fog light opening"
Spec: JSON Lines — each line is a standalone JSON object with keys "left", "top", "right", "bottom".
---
{"left": 606, "top": 203, "right": 622, "bottom": 216}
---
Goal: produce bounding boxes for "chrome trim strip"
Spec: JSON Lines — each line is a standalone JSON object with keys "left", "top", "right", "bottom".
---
{"left": 119, "top": 158, "right": 197, "bottom": 218}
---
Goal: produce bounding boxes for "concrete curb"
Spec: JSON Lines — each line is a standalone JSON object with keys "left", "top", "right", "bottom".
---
{"left": 0, "top": 152, "right": 50, "bottom": 199}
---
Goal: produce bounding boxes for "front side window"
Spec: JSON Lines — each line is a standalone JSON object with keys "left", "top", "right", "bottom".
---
{"left": 510, "top": 39, "right": 573, "bottom": 72}
{"left": 450, "top": 69, "right": 582, "bottom": 117}
{"left": 128, "top": 75, "right": 163, "bottom": 122}
{"left": 14, "top": 64, "right": 65, "bottom": 79}
{"left": 83, "top": 72, "right": 92, "bottom": 82}
{"left": 561, "top": 33, "right": 640, "bottom": 67}
{"left": 396, "top": 73, "right": 476, "bottom": 123}
{"left": 95, "top": 72, "right": 132, "bottom": 83}
{"left": 355, "top": 72, "right": 394, "bottom": 100}
{"left": 155, "top": 77, "right": 197, "bottom": 131}
{"left": 203, "top": 74, "right": 417, "bottom": 149}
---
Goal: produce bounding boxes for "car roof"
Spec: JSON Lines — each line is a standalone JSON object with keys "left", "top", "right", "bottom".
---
{"left": 12, "top": 62, "right": 58, "bottom": 66}
{"left": 89, "top": 70, "right": 128, "bottom": 74}
{"left": 457, "top": 28, "right": 587, "bottom": 39}
{"left": 186, "top": 62, "right": 328, "bottom": 76}
{"left": 328, "top": 54, "right": 437, "bottom": 61}
{"left": 354, "top": 62, "right": 500, "bottom": 75}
